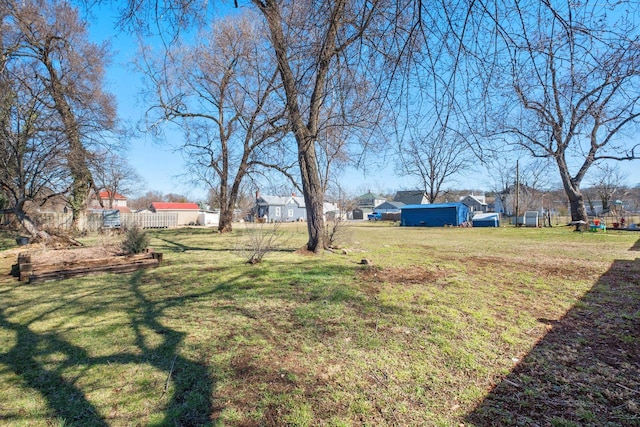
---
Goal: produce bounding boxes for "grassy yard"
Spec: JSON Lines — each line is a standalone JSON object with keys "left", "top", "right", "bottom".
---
{"left": 0, "top": 223, "right": 638, "bottom": 426}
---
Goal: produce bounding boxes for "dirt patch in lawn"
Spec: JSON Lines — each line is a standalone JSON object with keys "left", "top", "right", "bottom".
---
{"left": 17, "top": 244, "right": 124, "bottom": 265}
{"left": 357, "top": 265, "right": 450, "bottom": 297}
{"left": 358, "top": 265, "right": 448, "bottom": 285}
{"left": 356, "top": 253, "right": 603, "bottom": 290}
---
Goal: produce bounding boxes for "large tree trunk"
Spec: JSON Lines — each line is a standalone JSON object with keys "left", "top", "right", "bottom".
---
{"left": 216, "top": 150, "right": 240, "bottom": 234}
{"left": 217, "top": 173, "right": 232, "bottom": 233}
{"left": 13, "top": 200, "right": 50, "bottom": 242}
{"left": 218, "top": 206, "right": 234, "bottom": 233}
{"left": 257, "top": 0, "right": 332, "bottom": 253}
{"left": 567, "top": 191, "right": 588, "bottom": 223}
{"left": 68, "top": 169, "right": 91, "bottom": 232}
{"left": 43, "top": 53, "right": 93, "bottom": 233}
{"left": 298, "top": 139, "right": 326, "bottom": 253}
{"left": 218, "top": 172, "right": 244, "bottom": 234}
{"left": 557, "top": 157, "right": 588, "bottom": 223}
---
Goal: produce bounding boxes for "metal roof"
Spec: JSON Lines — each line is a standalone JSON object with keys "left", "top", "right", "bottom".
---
{"left": 150, "top": 202, "right": 200, "bottom": 211}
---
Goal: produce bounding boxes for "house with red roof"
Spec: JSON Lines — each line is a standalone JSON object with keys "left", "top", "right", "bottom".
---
{"left": 89, "top": 191, "right": 131, "bottom": 213}
{"left": 150, "top": 202, "right": 201, "bottom": 226}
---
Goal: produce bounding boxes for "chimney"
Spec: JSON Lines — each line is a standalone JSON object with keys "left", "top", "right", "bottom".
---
{"left": 256, "top": 189, "right": 260, "bottom": 200}
{"left": 292, "top": 192, "right": 296, "bottom": 197}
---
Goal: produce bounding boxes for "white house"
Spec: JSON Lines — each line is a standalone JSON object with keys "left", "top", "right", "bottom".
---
{"left": 89, "top": 191, "right": 131, "bottom": 212}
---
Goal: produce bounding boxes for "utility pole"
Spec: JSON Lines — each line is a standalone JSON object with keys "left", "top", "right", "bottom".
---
{"left": 515, "top": 159, "right": 520, "bottom": 226}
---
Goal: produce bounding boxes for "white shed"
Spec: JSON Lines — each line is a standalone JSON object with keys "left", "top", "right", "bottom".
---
{"left": 524, "top": 211, "right": 539, "bottom": 227}
{"left": 198, "top": 211, "right": 220, "bottom": 227}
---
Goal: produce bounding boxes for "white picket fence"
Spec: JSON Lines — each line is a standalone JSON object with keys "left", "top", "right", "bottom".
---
{"left": 121, "top": 212, "right": 178, "bottom": 229}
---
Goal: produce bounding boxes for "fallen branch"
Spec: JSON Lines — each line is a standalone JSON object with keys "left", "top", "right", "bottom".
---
{"left": 163, "top": 355, "right": 178, "bottom": 395}
{"left": 616, "top": 383, "right": 640, "bottom": 395}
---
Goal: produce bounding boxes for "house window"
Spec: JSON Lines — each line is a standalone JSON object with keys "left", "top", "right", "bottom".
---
{"left": 275, "top": 207, "right": 281, "bottom": 217}
{"left": 288, "top": 209, "right": 293, "bottom": 218}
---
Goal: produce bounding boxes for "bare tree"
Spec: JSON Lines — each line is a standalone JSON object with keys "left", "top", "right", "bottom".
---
{"left": 165, "top": 193, "right": 190, "bottom": 203}
{"left": 487, "top": 156, "right": 517, "bottom": 215}
{"left": 6, "top": 0, "right": 117, "bottom": 231}
{"left": 623, "top": 185, "right": 640, "bottom": 214}
{"left": 254, "top": 1, "right": 407, "bottom": 252}
{"left": 473, "top": 0, "right": 640, "bottom": 223}
{"left": 141, "top": 13, "right": 291, "bottom": 233}
{"left": 398, "top": 127, "right": 472, "bottom": 203}
{"left": 512, "top": 161, "right": 552, "bottom": 215}
{"left": 0, "top": 62, "right": 69, "bottom": 239}
{"left": 316, "top": 121, "right": 352, "bottom": 196}
{"left": 584, "top": 164, "right": 628, "bottom": 215}
{"left": 128, "top": 190, "right": 165, "bottom": 210}
{"left": 90, "top": 151, "right": 144, "bottom": 208}
{"left": 488, "top": 155, "right": 553, "bottom": 215}
{"left": 114, "top": 0, "right": 424, "bottom": 252}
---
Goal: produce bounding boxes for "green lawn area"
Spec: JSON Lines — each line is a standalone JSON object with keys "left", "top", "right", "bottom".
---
{"left": 0, "top": 224, "right": 638, "bottom": 426}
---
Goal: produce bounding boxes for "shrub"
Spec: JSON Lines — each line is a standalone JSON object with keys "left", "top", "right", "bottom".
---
{"left": 324, "top": 215, "right": 350, "bottom": 249}
{"left": 237, "top": 221, "right": 285, "bottom": 264}
{"left": 121, "top": 224, "right": 150, "bottom": 254}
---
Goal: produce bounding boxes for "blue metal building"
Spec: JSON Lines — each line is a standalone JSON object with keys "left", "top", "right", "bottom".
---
{"left": 400, "top": 203, "right": 470, "bottom": 227}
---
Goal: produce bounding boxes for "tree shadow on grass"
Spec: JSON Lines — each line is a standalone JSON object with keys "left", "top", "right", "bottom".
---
{"left": 0, "top": 314, "right": 108, "bottom": 426}
{"left": 154, "top": 236, "right": 303, "bottom": 255}
{"left": 466, "top": 240, "right": 640, "bottom": 426}
{"left": 0, "top": 270, "right": 215, "bottom": 426}
{"left": 154, "top": 236, "right": 226, "bottom": 253}
{"left": 0, "top": 247, "right": 369, "bottom": 426}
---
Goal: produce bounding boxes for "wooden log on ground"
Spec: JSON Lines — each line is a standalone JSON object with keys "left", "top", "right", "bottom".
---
{"left": 17, "top": 252, "right": 163, "bottom": 283}
{"left": 30, "top": 252, "right": 155, "bottom": 275}
{"left": 19, "top": 263, "right": 33, "bottom": 282}
{"left": 28, "top": 257, "right": 160, "bottom": 283}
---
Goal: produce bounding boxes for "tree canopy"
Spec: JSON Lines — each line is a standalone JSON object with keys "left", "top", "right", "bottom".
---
{"left": 1, "top": 0, "right": 118, "bottom": 236}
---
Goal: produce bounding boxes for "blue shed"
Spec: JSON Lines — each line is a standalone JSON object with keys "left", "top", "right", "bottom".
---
{"left": 401, "top": 203, "right": 470, "bottom": 227}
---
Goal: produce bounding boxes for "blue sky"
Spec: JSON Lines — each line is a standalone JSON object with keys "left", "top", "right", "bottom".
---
{"left": 86, "top": 10, "right": 191, "bottom": 197}
{"left": 86, "top": 5, "right": 640, "bottom": 201}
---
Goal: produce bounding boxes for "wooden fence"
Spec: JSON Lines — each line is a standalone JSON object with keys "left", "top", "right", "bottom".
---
{"left": 34, "top": 212, "right": 102, "bottom": 233}
{"left": 33, "top": 211, "right": 179, "bottom": 232}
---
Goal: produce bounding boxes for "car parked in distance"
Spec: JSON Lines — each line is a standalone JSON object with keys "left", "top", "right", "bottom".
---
{"left": 367, "top": 212, "right": 382, "bottom": 221}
